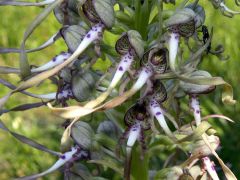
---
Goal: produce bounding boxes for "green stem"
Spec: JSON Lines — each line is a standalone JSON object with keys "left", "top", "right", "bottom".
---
{"left": 157, "top": 0, "right": 163, "bottom": 40}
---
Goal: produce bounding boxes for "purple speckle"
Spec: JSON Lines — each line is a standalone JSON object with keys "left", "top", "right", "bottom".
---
{"left": 52, "top": 57, "right": 57, "bottom": 62}
{"left": 132, "top": 127, "right": 138, "bottom": 131}
{"left": 211, "top": 165, "right": 216, "bottom": 171}
{"left": 97, "top": 32, "right": 102, "bottom": 38}
{"left": 60, "top": 155, "right": 66, "bottom": 159}
{"left": 124, "top": 60, "right": 128, "bottom": 62}
{"left": 196, "top": 110, "right": 200, "bottom": 114}
{"left": 156, "top": 112, "right": 161, "bottom": 116}
{"left": 174, "top": 34, "right": 179, "bottom": 39}
{"left": 119, "top": 66, "right": 123, "bottom": 71}
{"left": 87, "top": 34, "right": 91, "bottom": 38}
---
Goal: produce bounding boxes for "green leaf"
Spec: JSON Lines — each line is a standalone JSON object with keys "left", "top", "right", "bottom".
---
{"left": 88, "top": 159, "right": 123, "bottom": 176}
{"left": 131, "top": 147, "right": 149, "bottom": 180}
{"left": 94, "top": 133, "right": 117, "bottom": 150}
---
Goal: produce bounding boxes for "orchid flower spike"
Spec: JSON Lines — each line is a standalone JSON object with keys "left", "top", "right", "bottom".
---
{"left": 31, "top": 52, "right": 71, "bottom": 73}
{"left": 84, "top": 30, "right": 144, "bottom": 108}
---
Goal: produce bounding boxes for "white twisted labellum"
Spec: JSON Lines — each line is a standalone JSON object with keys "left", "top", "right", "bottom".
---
{"left": 127, "top": 123, "right": 141, "bottom": 147}
{"left": 0, "top": 32, "right": 59, "bottom": 54}
{"left": 148, "top": 99, "right": 174, "bottom": 138}
{"left": 108, "top": 51, "right": 134, "bottom": 89}
{"left": 131, "top": 66, "right": 153, "bottom": 91}
{"left": 16, "top": 88, "right": 72, "bottom": 100}
{"left": 31, "top": 52, "right": 72, "bottom": 73}
{"left": 88, "top": 64, "right": 153, "bottom": 108}
{"left": 84, "top": 51, "right": 134, "bottom": 108}
{"left": 124, "top": 123, "right": 141, "bottom": 180}
{"left": 220, "top": 2, "right": 240, "bottom": 14}
{"left": 41, "top": 89, "right": 73, "bottom": 100}
{"left": 169, "top": 33, "right": 180, "bottom": 72}
{"left": 17, "top": 146, "right": 78, "bottom": 180}
{"left": 27, "top": 32, "right": 59, "bottom": 53}
{"left": 73, "top": 22, "right": 104, "bottom": 57}
{"left": 202, "top": 156, "right": 220, "bottom": 180}
{"left": 190, "top": 96, "right": 201, "bottom": 126}
{"left": 0, "top": 0, "right": 55, "bottom": 6}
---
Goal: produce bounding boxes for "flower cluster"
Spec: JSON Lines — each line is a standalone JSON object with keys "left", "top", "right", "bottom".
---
{"left": 0, "top": 0, "right": 239, "bottom": 179}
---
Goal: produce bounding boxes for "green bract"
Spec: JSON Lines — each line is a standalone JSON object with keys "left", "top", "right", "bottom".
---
{"left": 71, "top": 121, "right": 94, "bottom": 149}
{"left": 54, "top": 0, "right": 81, "bottom": 25}
{"left": 61, "top": 25, "right": 87, "bottom": 52}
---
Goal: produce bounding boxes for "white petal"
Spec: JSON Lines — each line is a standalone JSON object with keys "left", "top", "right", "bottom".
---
{"left": 202, "top": 157, "right": 220, "bottom": 180}
{"left": 127, "top": 124, "right": 141, "bottom": 147}
{"left": 169, "top": 33, "right": 179, "bottom": 71}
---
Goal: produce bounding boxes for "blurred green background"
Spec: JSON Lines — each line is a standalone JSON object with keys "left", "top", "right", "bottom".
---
{"left": 0, "top": 1, "right": 240, "bottom": 179}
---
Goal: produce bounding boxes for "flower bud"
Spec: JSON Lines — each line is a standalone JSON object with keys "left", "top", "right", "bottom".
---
{"left": 54, "top": 0, "right": 82, "bottom": 25}
{"left": 71, "top": 121, "right": 94, "bottom": 149}
{"left": 191, "top": 135, "right": 220, "bottom": 157}
{"left": 179, "top": 70, "right": 216, "bottom": 95}
{"left": 97, "top": 120, "right": 120, "bottom": 139}
{"left": 71, "top": 70, "right": 99, "bottom": 102}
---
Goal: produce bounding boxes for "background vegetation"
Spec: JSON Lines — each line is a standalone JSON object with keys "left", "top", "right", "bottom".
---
{"left": 0, "top": 1, "right": 239, "bottom": 179}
